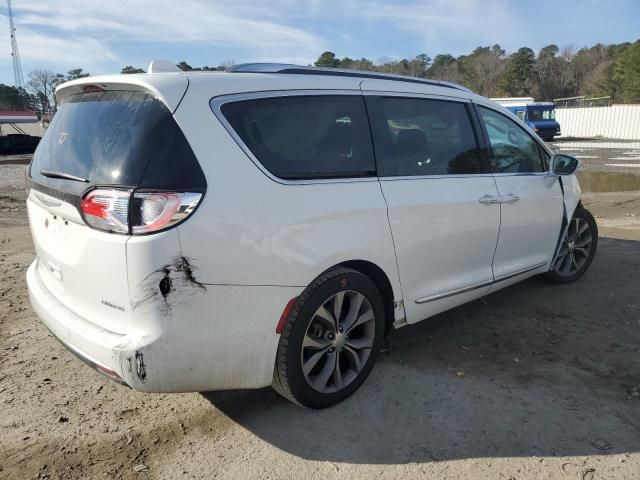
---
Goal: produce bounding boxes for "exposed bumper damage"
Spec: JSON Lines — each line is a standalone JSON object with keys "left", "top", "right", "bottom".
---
{"left": 28, "top": 255, "right": 304, "bottom": 392}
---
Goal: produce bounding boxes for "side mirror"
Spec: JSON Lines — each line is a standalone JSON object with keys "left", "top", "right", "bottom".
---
{"left": 550, "top": 154, "right": 580, "bottom": 176}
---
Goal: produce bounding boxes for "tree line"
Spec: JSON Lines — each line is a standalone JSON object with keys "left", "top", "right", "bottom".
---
{"left": 1, "top": 39, "right": 638, "bottom": 115}
{"left": 315, "top": 40, "right": 640, "bottom": 103}
{"left": 0, "top": 68, "right": 90, "bottom": 114}
{"left": 0, "top": 62, "right": 232, "bottom": 114}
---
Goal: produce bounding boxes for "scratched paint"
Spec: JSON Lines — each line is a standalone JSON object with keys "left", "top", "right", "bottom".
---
{"left": 132, "top": 255, "right": 207, "bottom": 313}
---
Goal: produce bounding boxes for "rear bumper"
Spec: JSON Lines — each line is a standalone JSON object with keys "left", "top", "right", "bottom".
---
{"left": 27, "top": 260, "right": 138, "bottom": 386}
{"left": 27, "top": 259, "right": 301, "bottom": 392}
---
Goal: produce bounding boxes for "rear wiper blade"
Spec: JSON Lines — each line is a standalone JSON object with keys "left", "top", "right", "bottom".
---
{"left": 39, "top": 169, "right": 89, "bottom": 183}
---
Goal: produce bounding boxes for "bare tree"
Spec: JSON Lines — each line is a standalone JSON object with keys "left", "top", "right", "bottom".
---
{"left": 27, "top": 69, "right": 63, "bottom": 114}
{"left": 470, "top": 45, "right": 505, "bottom": 97}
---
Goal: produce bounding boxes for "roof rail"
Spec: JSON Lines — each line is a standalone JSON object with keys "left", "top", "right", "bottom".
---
{"left": 229, "top": 63, "right": 472, "bottom": 92}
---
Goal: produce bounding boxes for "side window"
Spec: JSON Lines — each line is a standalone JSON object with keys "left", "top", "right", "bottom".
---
{"left": 220, "top": 95, "right": 375, "bottom": 180}
{"left": 370, "top": 97, "right": 482, "bottom": 176}
{"left": 479, "top": 107, "right": 545, "bottom": 173}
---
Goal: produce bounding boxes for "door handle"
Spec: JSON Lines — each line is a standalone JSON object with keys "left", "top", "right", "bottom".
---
{"left": 501, "top": 193, "right": 520, "bottom": 204}
{"left": 479, "top": 194, "right": 500, "bottom": 205}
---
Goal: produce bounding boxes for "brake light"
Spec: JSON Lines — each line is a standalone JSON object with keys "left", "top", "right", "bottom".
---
{"left": 80, "top": 189, "right": 130, "bottom": 233}
{"left": 82, "top": 84, "right": 105, "bottom": 93}
{"left": 79, "top": 188, "right": 202, "bottom": 235}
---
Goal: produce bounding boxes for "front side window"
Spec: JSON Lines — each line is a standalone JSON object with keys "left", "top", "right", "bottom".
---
{"left": 220, "top": 95, "right": 375, "bottom": 180}
{"left": 479, "top": 107, "right": 545, "bottom": 173}
{"left": 369, "top": 97, "right": 481, "bottom": 177}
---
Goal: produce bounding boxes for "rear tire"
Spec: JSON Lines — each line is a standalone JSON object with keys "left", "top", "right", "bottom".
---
{"left": 544, "top": 206, "right": 598, "bottom": 284}
{"left": 272, "top": 267, "right": 385, "bottom": 408}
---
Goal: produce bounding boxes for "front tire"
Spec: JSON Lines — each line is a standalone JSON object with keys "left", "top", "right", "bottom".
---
{"left": 272, "top": 267, "right": 385, "bottom": 408}
{"left": 544, "top": 206, "right": 598, "bottom": 284}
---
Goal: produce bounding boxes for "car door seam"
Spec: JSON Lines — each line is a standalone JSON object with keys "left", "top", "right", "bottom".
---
{"left": 375, "top": 178, "right": 407, "bottom": 318}
{"left": 489, "top": 174, "right": 502, "bottom": 282}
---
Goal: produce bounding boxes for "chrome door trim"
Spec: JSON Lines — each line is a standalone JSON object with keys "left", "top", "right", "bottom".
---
{"left": 493, "top": 261, "right": 548, "bottom": 283}
{"left": 414, "top": 261, "right": 547, "bottom": 304}
{"left": 415, "top": 279, "right": 493, "bottom": 304}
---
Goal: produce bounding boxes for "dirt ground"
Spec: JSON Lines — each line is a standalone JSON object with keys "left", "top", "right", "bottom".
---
{"left": 1, "top": 161, "right": 639, "bottom": 479}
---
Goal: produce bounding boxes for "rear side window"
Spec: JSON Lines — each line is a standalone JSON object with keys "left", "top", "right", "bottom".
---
{"left": 31, "top": 90, "right": 206, "bottom": 195}
{"left": 479, "top": 107, "right": 545, "bottom": 173}
{"left": 220, "top": 95, "right": 375, "bottom": 180}
{"left": 368, "top": 97, "right": 482, "bottom": 176}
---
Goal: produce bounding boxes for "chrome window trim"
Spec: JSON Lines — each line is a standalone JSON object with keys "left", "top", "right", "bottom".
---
{"left": 210, "top": 90, "right": 379, "bottom": 186}
{"left": 361, "top": 90, "right": 472, "bottom": 103}
{"left": 378, "top": 172, "right": 549, "bottom": 182}
{"left": 210, "top": 90, "right": 553, "bottom": 185}
{"left": 415, "top": 261, "right": 548, "bottom": 304}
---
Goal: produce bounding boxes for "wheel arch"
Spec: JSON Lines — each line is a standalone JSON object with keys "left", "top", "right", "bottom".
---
{"left": 336, "top": 259, "right": 398, "bottom": 337}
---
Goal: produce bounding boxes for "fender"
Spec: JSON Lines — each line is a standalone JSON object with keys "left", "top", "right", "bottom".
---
{"left": 549, "top": 174, "right": 583, "bottom": 269}
{"left": 559, "top": 174, "right": 582, "bottom": 220}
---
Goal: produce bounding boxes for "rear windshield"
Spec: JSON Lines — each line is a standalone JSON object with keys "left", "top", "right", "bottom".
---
{"left": 30, "top": 90, "right": 205, "bottom": 195}
{"left": 220, "top": 95, "right": 375, "bottom": 180}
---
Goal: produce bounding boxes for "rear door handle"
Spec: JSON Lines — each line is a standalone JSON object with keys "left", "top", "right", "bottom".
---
{"left": 501, "top": 193, "right": 520, "bottom": 204}
{"left": 479, "top": 194, "right": 500, "bottom": 205}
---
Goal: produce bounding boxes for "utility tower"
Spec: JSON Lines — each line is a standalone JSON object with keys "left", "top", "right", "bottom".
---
{"left": 6, "top": 0, "right": 25, "bottom": 89}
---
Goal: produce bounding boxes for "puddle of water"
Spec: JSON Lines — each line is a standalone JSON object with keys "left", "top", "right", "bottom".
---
{"left": 577, "top": 171, "right": 640, "bottom": 193}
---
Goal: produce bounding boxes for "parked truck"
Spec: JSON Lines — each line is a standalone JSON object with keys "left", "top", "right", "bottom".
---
{"left": 491, "top": 97, "right": 561, "bottom": 141}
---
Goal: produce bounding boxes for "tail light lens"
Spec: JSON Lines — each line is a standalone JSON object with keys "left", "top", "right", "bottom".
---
{"left": 80, "top": 189, "right": 202, "bottom": 235}
{"left": 131, "top": 192, "right": 202, "bottom": 234}
{"left": 80, "top": 189, "right": 130, "bottom": 233}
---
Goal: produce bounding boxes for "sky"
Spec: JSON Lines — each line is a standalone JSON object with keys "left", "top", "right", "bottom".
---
{"left": 0, "top": 0, "right": 639, "bottom": 86}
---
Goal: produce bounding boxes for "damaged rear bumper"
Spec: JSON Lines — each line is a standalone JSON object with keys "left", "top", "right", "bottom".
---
{"left": 26, "top": 260, "right": 147, "bottom": 388}
{"left": 27, "top": 259, "right": 304, "bottom": 392}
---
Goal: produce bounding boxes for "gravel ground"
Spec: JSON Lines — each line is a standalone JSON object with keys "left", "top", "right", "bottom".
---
{"left": 1, "top": 161, "right": 639, "bottom": 480}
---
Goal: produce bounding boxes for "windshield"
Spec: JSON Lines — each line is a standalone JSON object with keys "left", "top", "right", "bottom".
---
{"left": 527, "top": 107, "right": 556, "bottom": 121}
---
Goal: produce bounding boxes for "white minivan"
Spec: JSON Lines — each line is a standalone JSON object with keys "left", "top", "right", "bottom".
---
{"left": 26, "top": 62, "right": 597, "bottom": 408}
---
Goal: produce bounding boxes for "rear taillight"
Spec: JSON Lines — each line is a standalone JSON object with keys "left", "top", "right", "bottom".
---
{"left": 80, "top": 189, "right": 202, "bottom": 235}
{"left": 130, "top": 192, "right": 202, "bottom": 234}
{"left": 80, "top": 189, "right": 130, "bottom": 233}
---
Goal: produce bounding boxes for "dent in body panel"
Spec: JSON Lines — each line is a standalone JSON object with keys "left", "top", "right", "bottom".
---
{"left": 132, "top": 255, "right": 207, "bottom": 313}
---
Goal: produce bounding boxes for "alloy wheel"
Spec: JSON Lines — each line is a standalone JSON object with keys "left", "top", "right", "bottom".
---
{"left": 553, "top": 216, "right": 593, "bottom": 276}
{"left": 301, "top": 290, "right": 376, "bottom": 393}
